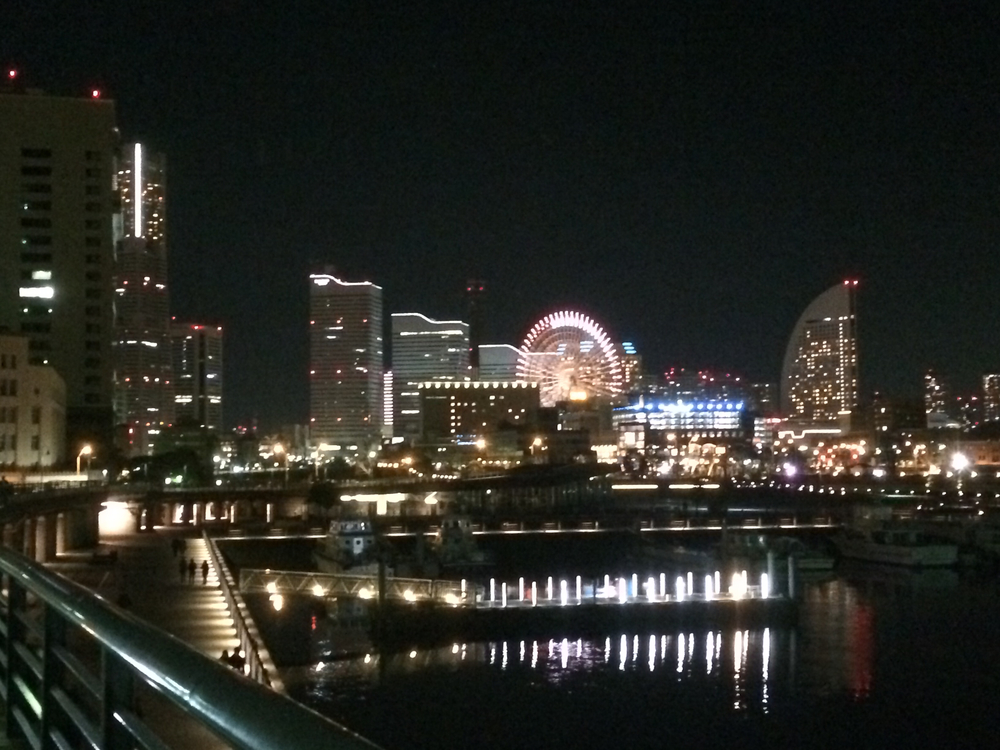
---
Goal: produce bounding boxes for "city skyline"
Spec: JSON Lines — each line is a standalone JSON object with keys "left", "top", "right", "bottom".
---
{"left": 5, "top": 3, "right": 999, "bottom": 431}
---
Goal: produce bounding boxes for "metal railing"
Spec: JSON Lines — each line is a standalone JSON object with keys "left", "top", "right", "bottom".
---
{"left": 0, "top": 546, "right": 383, "bottom": 750}
{"left": 240, "top": 568, "right": 475, "bottom": 604}
{"left": 203, "top": 533, "right": 284, "bottom": 692}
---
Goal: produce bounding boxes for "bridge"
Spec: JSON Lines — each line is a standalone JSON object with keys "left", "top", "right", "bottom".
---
{"left": 0, "top": 487, "right": 383, "bottom": 750}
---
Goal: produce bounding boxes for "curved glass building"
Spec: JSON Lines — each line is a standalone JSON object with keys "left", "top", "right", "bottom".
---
{"left": 780, "top": 281, "right": 858, "bottom": 425}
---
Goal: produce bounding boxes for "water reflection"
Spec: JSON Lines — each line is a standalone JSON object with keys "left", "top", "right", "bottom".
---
{"left": 304, "top": 626, "right": 787, "bottom": 715}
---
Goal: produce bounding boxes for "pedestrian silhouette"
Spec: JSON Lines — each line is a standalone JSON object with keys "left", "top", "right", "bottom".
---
{"left": 219, "top": 649, "right": 230, "bottom": 663}
{"left": 187, "top": 558, "right": 196, "bottom": 583}
{"left": 201, "top": 559, "right": 209, "bottom": 584}
{"left": 229, "top": 649, "right": 245, "bottom": 673}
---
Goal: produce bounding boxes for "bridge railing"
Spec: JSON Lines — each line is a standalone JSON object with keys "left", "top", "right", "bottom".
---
{"left": 204, "top": 532, "right": 284, "bottom": 691}
{"left": 0, "top": 546, "right": 382, "bottom": 750}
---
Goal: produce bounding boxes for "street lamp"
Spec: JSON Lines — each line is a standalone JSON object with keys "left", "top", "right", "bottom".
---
{"left": 77, "top": 445, "right": 93, "bottom": 476}
{"left": 274, "top": 443, "right": 287, "bottom": 486}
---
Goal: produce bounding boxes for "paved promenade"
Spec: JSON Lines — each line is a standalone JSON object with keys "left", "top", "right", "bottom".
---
{"left": 44, "top": 528, "right": 245, "bottom": 749}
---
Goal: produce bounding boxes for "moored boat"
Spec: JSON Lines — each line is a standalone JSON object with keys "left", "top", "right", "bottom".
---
{"left": 834, "top": 524, "right": 958, "bottom": 568}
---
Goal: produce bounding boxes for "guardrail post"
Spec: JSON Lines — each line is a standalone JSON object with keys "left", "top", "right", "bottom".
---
{"left": 40, "top": 605, "right": 68, "bottom": 750}
{"left": 101, "top": 650, "right": 134, "bottom": 750}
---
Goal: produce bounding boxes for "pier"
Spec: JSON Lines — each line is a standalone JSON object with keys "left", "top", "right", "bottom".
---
{"left": 239, "top": 563, "right": 798, "bottom": 648}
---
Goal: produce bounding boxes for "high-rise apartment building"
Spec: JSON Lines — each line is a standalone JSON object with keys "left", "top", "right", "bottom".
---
{"left": 780, "top": 280, "right": 858, "bottom": 426}
{"left": 985, "top": 374, "right": 1000, "bottom": 422}
{"left": 0, "top": 84, "right": 118, "bottom": 449}
{"left": 391, "top": 312, "right": 469, "bottom": 439}
{"left": 309, "top": 271, "right": 383, "bottom": 453}
{"left": 169, "top": 323, "right": 223, "bottom": 432}
{"left": 113, "top": 143, "right": 173, "bottom": 455}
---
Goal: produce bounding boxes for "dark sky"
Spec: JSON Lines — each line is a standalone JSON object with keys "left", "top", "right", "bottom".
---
{"left": 7, "top": 1, "right": 1000, "bottom": 430}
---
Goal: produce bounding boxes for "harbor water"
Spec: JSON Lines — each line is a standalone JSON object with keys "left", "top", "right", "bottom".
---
{"left": 222, "top": 536, "right": 1000, "bottom": 749}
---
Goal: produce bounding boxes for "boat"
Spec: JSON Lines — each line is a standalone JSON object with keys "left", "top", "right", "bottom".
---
{"left": 834, "top": 523, "right": 958, "bottom": 568}
{"left": 313, "top": 518, "right": 382, "bottom": 574}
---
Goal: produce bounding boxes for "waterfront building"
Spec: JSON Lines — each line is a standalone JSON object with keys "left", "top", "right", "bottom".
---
{"left": 390, "top": 312, "right": 469, "bottom": 440}
{"left": 780, "top": 280, "right": 858, "bottom": 428}
{"left": 613, "top": 397, "right": 752, "bottom": 476}
{"left": 478, "top": 344, "right": 520, "bottom": 381}
{"left": 113, "top": 143, "right": 173, "bottom": 455}
{"left": 984, "top": 374, "right": 1000, "bottom": 422}
{"left": 0, "top": 84, "right": 118, "bottom": 448}
{"left": 309, "top": 271, "right": 383, "bottom": 454}
{"left": 169, "top": 323, "right": 223, "bottom": 432}
{"left": 419, "top": 381, "right": 539, "bottom": 443}
{"left": 0, "top": 332, "right": 66, "bottom": 468}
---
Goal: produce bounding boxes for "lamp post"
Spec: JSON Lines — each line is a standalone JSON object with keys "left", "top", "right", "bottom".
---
{"left": 274, "top": 443, "right": 287, "bottom": 487}
{"left": 77, "top": 444, "right": 93, "bottom": 476}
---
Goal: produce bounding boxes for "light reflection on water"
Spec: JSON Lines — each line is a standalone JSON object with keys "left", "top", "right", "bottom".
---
{"left": 304, "top": 624, "right": 779, "bottom": 714}
{"left": 280, "top": 567, "right": 1000, "bottom": 750}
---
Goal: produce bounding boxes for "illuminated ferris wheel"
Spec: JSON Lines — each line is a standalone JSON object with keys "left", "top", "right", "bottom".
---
{"left": 518, "top": 311, "right": 624, "bottom": 407}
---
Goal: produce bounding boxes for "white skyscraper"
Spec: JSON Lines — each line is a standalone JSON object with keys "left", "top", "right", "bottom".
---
{"left": 309, "top": 271, "right": 383, "bottom": 453}
{"left": 391, "top": 312, "right": 469, "bottom": 439}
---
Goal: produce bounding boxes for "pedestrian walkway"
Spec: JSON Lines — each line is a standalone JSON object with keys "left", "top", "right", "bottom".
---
{"left": 41, "top": 529, "right": 245, "bottom": 749}
{"left": 48, "top": 529, "right": 243, "bottom": 661}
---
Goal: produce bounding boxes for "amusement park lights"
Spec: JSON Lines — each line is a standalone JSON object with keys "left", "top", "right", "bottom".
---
{"left": 517, "top": 310, "right": 624, "bottom": 406}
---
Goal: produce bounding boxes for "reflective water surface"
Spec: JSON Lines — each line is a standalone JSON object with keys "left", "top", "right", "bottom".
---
{"left": 278, "top": 569, "right": 1000, "bottom": 750}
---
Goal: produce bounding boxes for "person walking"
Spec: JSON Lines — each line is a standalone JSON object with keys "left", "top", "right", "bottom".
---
{"left": 201, "top": 559, "right": 209, "bottom": 585}
{"left": 187, "top": 558, "right": 196, "bottom": 583}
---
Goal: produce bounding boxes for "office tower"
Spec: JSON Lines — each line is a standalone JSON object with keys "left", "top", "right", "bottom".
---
{"left": 309, "top": 271, "right": 383, "bottom": 452}
{"left": 0, "top": 332, "right": 66, "bottom": 468}
{"left": 391, "top": 312, "right": 469, "bottom": 440}
{"left": 747, "top": 382, "right": 777, "bottom": 415}
{"left": 465, "top": 280, "right": 484, "bottom": 379}
{"left": 0, "top": 84, "right": 118, "bottom": 449}
{"left": 780, "top": 280, "right": 858, "bottom": 425}
{"left": 382, "top": 371, "right": 394, "bottom": 436}
{"left": 113, "top": 143, "right": 173, "bottom": 455}
{"left": 984, "top": 374, "right": 1000, "bottom": 422}
{"left": 478, "top": 344, "right": 521, "bottom": 381}
{"left": 923, "top": 369, "right": 949, "bottom": 428}
{"left": 169, "top": 323, "right": 223, "bottom": 432}
{"left": 621, "top": 342, "right": 643, "bottom": 390}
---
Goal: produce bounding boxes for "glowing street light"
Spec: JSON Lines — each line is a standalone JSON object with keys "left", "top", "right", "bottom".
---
{"left": 273, "top": 443, "right": 288, "bottom": 486}
{"left": 77, "top": 445, "right": 93, "bottom": 476}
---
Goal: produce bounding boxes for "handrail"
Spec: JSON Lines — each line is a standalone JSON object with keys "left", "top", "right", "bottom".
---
{"left": 204, "top": 532, "right": 284, "bottom": 692}
{"left": 0, "top": 545, "right": 383, "bottom": 749}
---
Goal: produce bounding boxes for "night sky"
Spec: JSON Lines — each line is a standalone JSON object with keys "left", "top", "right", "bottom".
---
{"left": 6, "top": 1, "right": 1000, "bottom": 430}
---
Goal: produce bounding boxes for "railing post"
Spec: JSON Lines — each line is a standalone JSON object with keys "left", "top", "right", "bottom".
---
{"left": 101, "top": 650, "right": 134, "bottom": 750}
{"left": 40, "top": 605, "right": 67, "bottom": 750}
{"left": 4, "top": 577, "right": 26, "bottom": 743}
